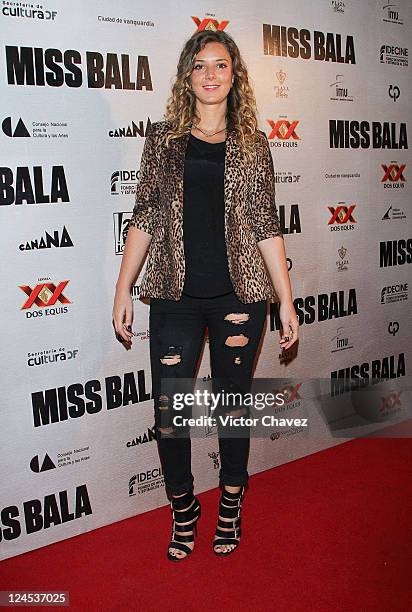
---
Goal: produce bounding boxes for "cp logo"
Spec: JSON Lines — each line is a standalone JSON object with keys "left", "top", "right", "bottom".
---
{"left": 388, "top": 321, "right": 399, "bottom": 336}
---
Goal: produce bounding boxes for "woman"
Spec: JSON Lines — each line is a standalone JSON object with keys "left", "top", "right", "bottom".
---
{"left": 112, "top": 29, "right": 299, "bottom": 561}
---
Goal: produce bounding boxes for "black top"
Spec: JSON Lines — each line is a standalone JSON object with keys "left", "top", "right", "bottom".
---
{"left": 182, "top": 133, "right": 234, "bottom": 298}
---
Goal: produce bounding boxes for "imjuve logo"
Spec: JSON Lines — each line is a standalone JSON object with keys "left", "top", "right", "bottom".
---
{"left": 381, "top": 3, "right": 404, "bottom": 26}
{"left": 114, "top": 212, "right": 132, "bottom": 254}
{"left": 380, "top": 283, "right": 408, "bottom": 304}
{"left": 0, "top": 485, "right": 92, "bottom": 542}
{"left": 19, "top": 226, "right": 73, "bottom": 251}
{"left": 0, "top": 166, "right": 69, "bottom": 205}
{"left": 19, "top": 279, "right": 71, "bottom": 318}
{"left": 109, "top": 119, "right": 152, "bottom": 138}
{"left": 380, "top": 239, "right": 412, "bottom": 267}
{"left": 2, "top": 116, "right": 30, "bottom": 137}
{"left": 5, "top": 46, "right": 152, "bottom": 90}
{"left": 111, "top": 170, "right": 137, "bottom": 195}
{"left": 381, "top": 162, "right": 406, "bottom": 189}
{"left": 329, "top": 120, "right": 408, "bottom": 149}
{"left": 330, "top": 326, "right": 354, "bottom": 353}
{"left": 1, "top": 4, "right": 57, "bottom": 20}
{"left": 274, "top": 69, "right": 289, "bottom": 99}
{"left": 127, "top": 427, "right": 157, "bottom": 448}
{"left": 336, "top": 245, "right": 349, "bottom": 272}
{"left": 191, "top": 15, "right": 229, "bottom": 31}
{"left": 389, "top": 85, "right": 400, "bottom": 102}
{"left": 263, "top": 24, "right": 356, "bottom": 63}
{"left": 380, "top": 44, "right": 408, "bottom": 67}
{"left": 266, "top": 118, "right": 300, "bottom": 148}
{"left": 129, "top": 467, "right": 164, "bottom": 495}
{"left": 328, "top": 203, "right": 357, "bottom": 231}
{"left": 269, "top": 288, "right": 358, "bottom": 329}
{"left": 329, "top": 74, "right": 353, "bottom": 102}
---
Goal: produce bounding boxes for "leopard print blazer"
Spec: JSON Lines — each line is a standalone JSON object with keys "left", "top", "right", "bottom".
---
{"left": 128, "top": 120, "right": 284, "bottom": 304}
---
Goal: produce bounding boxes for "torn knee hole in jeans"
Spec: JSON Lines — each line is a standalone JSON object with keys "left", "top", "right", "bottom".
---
{"left": 158, "top": 426, "right": 175, "bottom": 435}
{"left": 160, "top": 345, "right": 183, "bottom": 365}
{"left": 224, "top": 312, "right": 250, "bottom": 325}
{"left": 159, "top": 394, "right": 169, "bottom": 410}
{"left": 225, "top": 334, "right": 249, "bottom": 347}
{"left": 227, "top": 406, "right": 248, "bottom": 418}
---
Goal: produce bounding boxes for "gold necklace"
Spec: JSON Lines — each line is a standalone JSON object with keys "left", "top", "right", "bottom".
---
{"left": 192, "top": 123, "right": 227, "bottom": 138}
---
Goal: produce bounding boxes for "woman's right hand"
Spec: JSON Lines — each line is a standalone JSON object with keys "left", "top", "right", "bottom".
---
{"left": 112, "top": 286, "right": 134, "bottom": 345}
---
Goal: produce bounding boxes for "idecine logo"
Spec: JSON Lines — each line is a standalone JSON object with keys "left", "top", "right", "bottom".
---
{"left": 328, "top": 203, "right": 357, "bottom": 231}
{"left": 329, "top": 120, "right": 408, "bottom": 149}
{"left": 0, "top": 166, "right": 69, "bottom": 205}
{"left": 129, "top": 466, "right": 164, "bottom": 495}
{"left": 381, "top": 162, "right": 406, "bottom": 189}
{"left": 266, "top": 118, "right": 300, "bottom": 148}
{"left": 269, "top": 288, "right": 358, "bottom": 329}
{"left": 263, "top": 24, "right": 356, "bottom": 63}
{"left": 0, "top": 484, "right": 92, "bottom": 542}
{"left": 191, "top": 15, "right": 229, "bottom": 31}
{"left": 5, "top": 46, "right": 152, "bottom": 89}
{"left": 19, "top": 278, "right": 71, "bottom": 319}
{"left": 380, "top": 283, "right": 408, "bottom": 304}
{"left": 111, "top": 170, "right": 137, "bottom": 195}
{"left": 380, "top": 44, "right": 408, "bottom": 66}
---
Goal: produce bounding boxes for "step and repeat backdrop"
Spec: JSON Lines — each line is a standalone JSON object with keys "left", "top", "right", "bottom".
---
{"left": 1, "top": 0, "right": 411, "bottom": 561}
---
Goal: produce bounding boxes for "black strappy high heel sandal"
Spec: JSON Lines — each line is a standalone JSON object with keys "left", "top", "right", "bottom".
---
{"left": 213, "top": 485, "right": 245, "bottom": 557}
{"left": 167, "top": 490, "right": 201, "bottom": 562}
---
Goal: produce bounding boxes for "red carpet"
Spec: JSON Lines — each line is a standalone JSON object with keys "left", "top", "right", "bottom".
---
{"left": 1, "top": 436, "right": 411, "bottom": 612}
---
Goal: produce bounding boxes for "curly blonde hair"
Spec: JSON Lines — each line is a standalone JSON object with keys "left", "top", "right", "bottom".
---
{"left": 163, "top": 30, "right": 259, "bottom": 163}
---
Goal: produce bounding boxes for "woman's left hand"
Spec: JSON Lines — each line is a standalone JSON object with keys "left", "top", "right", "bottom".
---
{"left": 279, "top": 300, "right": 299, "bottom": 351}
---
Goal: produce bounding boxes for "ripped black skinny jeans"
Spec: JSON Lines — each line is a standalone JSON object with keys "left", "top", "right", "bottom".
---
{"left": 149, "top": 290, "right": 267, "bottom": 496}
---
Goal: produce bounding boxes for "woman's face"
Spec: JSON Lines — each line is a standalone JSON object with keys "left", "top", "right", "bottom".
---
{"left": 190, "top": 42, "right": 233, "bottom": 106}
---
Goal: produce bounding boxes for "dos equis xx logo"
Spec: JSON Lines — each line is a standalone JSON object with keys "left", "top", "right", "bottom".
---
{"left": 19, "top": 278, "right": 71, "bottom": 318}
